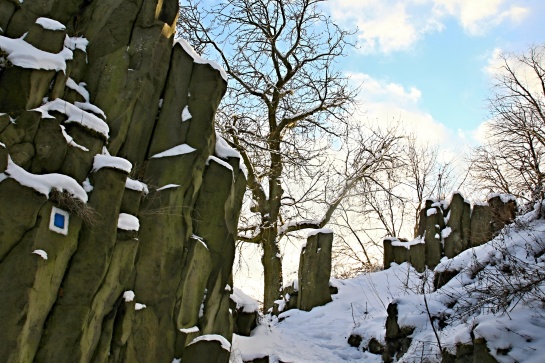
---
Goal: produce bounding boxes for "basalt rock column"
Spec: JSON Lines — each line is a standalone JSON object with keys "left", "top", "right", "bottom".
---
{"left": 298, "top": 230, "right": 334, "bottom": 311}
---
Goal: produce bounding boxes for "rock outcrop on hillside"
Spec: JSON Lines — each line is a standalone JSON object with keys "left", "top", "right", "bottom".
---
{"left": 0, "top": 1, "right": 245, "bottom": 362}
{"left": 384, "top": 192, "right": 517, "bottom": 271}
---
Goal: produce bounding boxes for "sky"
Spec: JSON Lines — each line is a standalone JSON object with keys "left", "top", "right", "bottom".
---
{"left": 325, "top": 0, "right": 545, "bottom": 152}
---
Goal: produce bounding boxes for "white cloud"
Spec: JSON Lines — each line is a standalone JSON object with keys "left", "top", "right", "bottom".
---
{"left": 350, "top": 72, "right": 468, "bottom": 149}
{"left": 328, "top": 0, "right": 442, "bottom": 53}
{"left": 471, "top": 120, "right": 491, "bottom": 145}
{"left": 484, "top": 47, "right": 505, "bottom": 76}
{"left": 327, "top": 0, "right": 530, "bottom": 54}
{"left": 434, "top": 0, "right": 529, "bottom": 35}
{"left": 351, "top": 73, "right": 422, "bottom": 106}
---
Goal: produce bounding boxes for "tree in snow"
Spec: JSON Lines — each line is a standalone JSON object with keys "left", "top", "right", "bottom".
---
{"left": 471, "top": 45, "right": 545, "bottom": 204}
{"left": 178, "top": 0, "right": 399, "bottom": 310}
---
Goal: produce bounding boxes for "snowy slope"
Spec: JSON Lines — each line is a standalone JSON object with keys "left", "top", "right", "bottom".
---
{"left": 232, "top": 263, "right": 422, "bottom": 362}
{"left": 233, "top": 202, "right": 545, "bottom": 363}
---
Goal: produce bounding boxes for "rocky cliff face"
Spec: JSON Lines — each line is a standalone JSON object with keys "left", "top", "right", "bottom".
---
{"left": 0, "top": 1, "right": 246, "bottom": 362}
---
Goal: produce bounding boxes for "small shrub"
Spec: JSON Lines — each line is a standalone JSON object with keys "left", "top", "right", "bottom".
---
{"left": 50, "top": 188, "right": 97, "bottom": 226}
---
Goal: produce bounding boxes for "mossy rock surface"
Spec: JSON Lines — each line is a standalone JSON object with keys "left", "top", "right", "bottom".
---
{"left": 424, "top": 206, "right": 444, "bottom": 268}
{"left": 297, "top": 232, "right": 333, "bottom": 311}
{"left": 444, "top": 193, "right": 470, "bottom": 258}
{"left": 0, "top": 2, "right": 241, "bottom": 363}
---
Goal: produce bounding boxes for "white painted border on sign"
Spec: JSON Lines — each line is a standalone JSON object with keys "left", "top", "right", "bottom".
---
{"left": 49, "top": 206, "right": 69, "bottom": 235}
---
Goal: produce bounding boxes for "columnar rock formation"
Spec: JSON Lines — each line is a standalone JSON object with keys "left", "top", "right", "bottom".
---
{"left": 274, "top": 229, "right": 336, "bottom": 314}
{"left": 297, "top": 230, "right": 334, "bottom": 311}
{"left": 0, "top": 1, "right": 246, "bottom": 362}
{"left": 384, "top": 192, "right": 516, "bottom": 271}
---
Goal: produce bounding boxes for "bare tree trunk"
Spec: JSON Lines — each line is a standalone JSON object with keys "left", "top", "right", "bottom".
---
{"left": 262, "top": 228, "right": 283, "bottom": 311}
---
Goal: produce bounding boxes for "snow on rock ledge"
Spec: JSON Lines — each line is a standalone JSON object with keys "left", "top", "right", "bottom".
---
{"left": 189, "top": 334, "right": 231, "bottom": 352}
{"left": 123, "top": 291, "right": 135, "bottom": 302}
{"left": 34, "top": 99, "right": 109, "bottom": 138}
{"left": 35, "top": 17, "right": 66, "bottom": 31}
{"left": 207, "top": 155, "right": 233, "bottom": 172}
{"left": 307, "top": 228, "right": 333, "bottom": 237}
{"left": 175, "top": 39, "right": 228, "bottom": 82}
{"left": 60, "top": 125, "right": 88, "bottom": 151}
{"left": 64, "top": 36, "right": 88, "bottom": 52}
{"left": 150, "top": 144, "right": 196, "bottom": 158}
{"left": 32, "top": 249, "right": 48, "bottom": 260}
{"left": 125, "top": 178, "right": 149, "bottom": 194}
{"left": 92, "top": 154, "right": 132, "bottom": 174}
{"left": 230, "top": 287, "right": 259, "bottom": 313}
{"left": 4, "top": 156, "right": 88, "bottom": 203}
{"left": 0, "top": 35, "right": 73, "bottom": 72}
{"left": 117, "top": 213, "right": 139, "bottom": 231}
{"left": 215, "top": 133, "right": 247, "bottom": 177}
{"left": 157, "top": 184, "right": 181, "bottom": 191}
{"left": 135, "top": 303, "right": 146, "bottom": 311}
{"left": 180, "top": 326, "right": 199, "bottom": 334}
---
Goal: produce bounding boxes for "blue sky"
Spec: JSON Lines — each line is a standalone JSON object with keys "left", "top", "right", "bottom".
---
{"left": 326, "top": 0, "right": 545, "bottom": 149}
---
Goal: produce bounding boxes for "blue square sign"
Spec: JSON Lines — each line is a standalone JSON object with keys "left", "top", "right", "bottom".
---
{"left": 53, "top": 213, "right": 65, "bottom": 229}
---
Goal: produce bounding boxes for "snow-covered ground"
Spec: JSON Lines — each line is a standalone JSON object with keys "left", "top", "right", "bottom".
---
{"left": 232, "top": 203, "right": 545, "bottom": 363}
{"left": 232, "top": 263, "right": 422, "bottom": 362}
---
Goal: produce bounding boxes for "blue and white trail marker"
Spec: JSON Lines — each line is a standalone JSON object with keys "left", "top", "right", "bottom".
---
{"left": 49, "top": 206, "right": 69, "bottom": 235}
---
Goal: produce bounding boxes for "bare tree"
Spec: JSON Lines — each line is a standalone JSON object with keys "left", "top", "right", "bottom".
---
{"left": 471, "top": 45, "right": 545, "bottom": 202}
{"left": 404, "top": 135, "right": 455, "bottom": 237}
{"left": 326, "top": 132, "right": 456, "bottom": 277}
{"left": 178, "top": 0, "right": 399, "bottom": 310}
